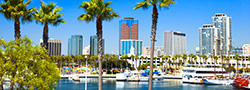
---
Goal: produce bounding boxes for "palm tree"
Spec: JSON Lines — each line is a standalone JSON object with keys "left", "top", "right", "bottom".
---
{"left": 162, "top": 55, "right": 168, "bottom": 67}
{"left": 33, "top": 1, "right": 66, "bottom": 50}
{"left": 181, "top": 54, "right": 187, "bottom": 66}
{"left": 199, "top": 55, "right": 203, "bottom": 65}
{"left": 179, "top": 59, "right": 183, "bottom": 67}
{"left": 65, "top": 55, "right": 73, "bottom": 67}
{"left": 214, "top": 56, "right": 218, "bottom": 76}
{"left": 130, "top": 55, "right": 135, "bottom": 67}
{"left": 158, "top": 55, "right": 163, "bottom": 67}
{"left": 235, "top": 54, "right": 241, "bottom": 74}
{"left": 194, "top": 56, "right": 198, "bottom": 65}
{"left": 204, "top": 56, "right": 208, "bottom": 65}
{"left": 104, "top": 54, "right": 109, "bottom": 70}
{"left": 78, "top": 0, "right": 118, "bottom": 89}
{"left": 123, "top": 54, "right": 129, "bottom": 69}
{"left": 134, "top": 0, "right": 175, "bottom": 89}
{"left": 224, "top": 57, "right": 229, "bottom": 72}
{"left": 135, "top": 55, "right": 139, "bottom": 69}
{"left": 139, "top": 56, "right": 145, "bottom": 70}
{"left": 0, "top": 0, "right": 35, "bottom": 42}
{"left": 172, "top": 56, "right": 177, "bottom": 75}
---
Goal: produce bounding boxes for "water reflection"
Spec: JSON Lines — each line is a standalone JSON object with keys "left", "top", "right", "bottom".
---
{"left": 56, "top": 78, "right": 237, "bottom": 90}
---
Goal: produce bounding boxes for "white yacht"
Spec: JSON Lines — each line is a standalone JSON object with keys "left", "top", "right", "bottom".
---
{"left": 182, "top": 64, "right": 227, "bottom": 84}
{"left": 116, "top": 70, "right": 131, "bottom": 81}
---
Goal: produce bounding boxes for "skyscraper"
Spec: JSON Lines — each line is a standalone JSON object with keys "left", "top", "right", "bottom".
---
{"left": 68, "top": 35, "right": 83, "bottom": 56}
{"left": 121, "top": 40, "right": 143, "bottom": 55}
{"left": 199, "top": 24, "right": 218, "bottom": 56}
{"left": 90, "top": 35, "right": 104, "bottom": 56}
{"left": 119, "top": 17, "right": 138, "bottom": 55}
{"left": 164, "top": 31, "right": 186, "bottom": 56}
{"left": 40, "top": 39, "right": 62, "bottom": 56}
{"left": 212, "top": 13, "right": 232, "bottom": 55}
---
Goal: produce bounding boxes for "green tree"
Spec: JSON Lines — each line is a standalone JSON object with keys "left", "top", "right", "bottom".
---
{"left": 134, "top": 0, "right": 175, "bottom": 89}
{"left": 0, "top": 36, "right": 60, "bottom": 89}
{"left": 78, "top": 0, "right": 119, "bottom": 89}
{"left": 33, "top": 1, "right": 66, "bottom": 50}
{"left": 0, "top": 0, "right": 35, "bottom": 41}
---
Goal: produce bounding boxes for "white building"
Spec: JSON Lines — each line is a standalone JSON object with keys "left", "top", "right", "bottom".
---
{"left": 143, "top": 46, "right": 164, "bottom": 57}
{"left": 83, "top": 45, "right": 90, "bottom": 55}
{"left": 212, "top": 13, "right": 232, "bottom": 55}
{"left": 164, "top": 31, "right": 186, "bottom": 56}
{"left": 40, "top": 39, "right": 62, "bottom": 56}
{"left": 243, "top": 44, "right": 250, "bottom": 55}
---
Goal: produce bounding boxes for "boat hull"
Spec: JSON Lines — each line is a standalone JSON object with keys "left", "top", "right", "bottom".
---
{"left": 202, "top": 79, "right": 233, "bottom": 85}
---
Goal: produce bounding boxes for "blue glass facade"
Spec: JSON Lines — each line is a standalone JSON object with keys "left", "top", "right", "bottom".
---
{"left": 121, "top": 40, "right": 143, "bottom": 55}
{"left": 68, "top": 35, "right": 83, "bottom": 56}
{"left": 200, "top": 27, "right": 215, "bottom": 55}
{"left": 90, "top": 35, "right": 104, "bottom": 56}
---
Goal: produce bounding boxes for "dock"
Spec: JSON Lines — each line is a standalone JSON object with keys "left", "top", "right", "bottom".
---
{"left": 61, "top": 74, "right": 182, "bottom": 79}
{"left": 61, "top": 74, "right": 116, "bottom": 79}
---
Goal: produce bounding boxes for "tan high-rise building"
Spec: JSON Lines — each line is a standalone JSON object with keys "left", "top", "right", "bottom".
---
{"left": 40, "top": 39, "right": 62, "bottom": 56}
{"left": 243, "top": 44, "right": 250, "bottom": 55}
{"left": 119, "top": 17, "right": 138, "bottom": 55}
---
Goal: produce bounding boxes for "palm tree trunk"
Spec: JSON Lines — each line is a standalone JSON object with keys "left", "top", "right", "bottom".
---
{"left": 14, "top": 18, "right": 21, "bottom": 41}
{"left": 43, "top": 23, "right": 49, "bottom": 50}
{"left": 135, "top": 59, "right": 137, "bottom": 69}
{"left": 96, "top": 17, "right": 103, "bottom": 90}
{"left": 149, "top": 5, "right": 158, "bottom": 90}
{"left": 237, "top": 60, "right": 238, "bottom": 74}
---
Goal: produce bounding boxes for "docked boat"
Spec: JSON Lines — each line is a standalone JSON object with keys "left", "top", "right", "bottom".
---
{"left": 72, "top": 75, "right": 80, "bottom": 81}
{"left": 116, "top": 70, "right": 131, "bottom": 81}
{"left": 182, "top": 64, "right": 228, "bottom": 84}
{"left": 127, "top": 71, "right": 140, "bottom": 81}
{"left": 233, "top": 74, "right": 250, "bottom": 88}
{"left": 153, "top": 69, "right": 164, "bottom": 80}
{"left": 202, "top": 78, "right": 233, "bottom": 85}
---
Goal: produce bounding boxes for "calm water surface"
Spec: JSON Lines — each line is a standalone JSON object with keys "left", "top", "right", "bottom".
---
{"left": 56, "top": 78, "right": 241, "bottom": 90}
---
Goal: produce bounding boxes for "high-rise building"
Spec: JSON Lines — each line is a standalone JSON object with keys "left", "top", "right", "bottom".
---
{"left": 68, "top": 35, "right": 83, "bottom": 56}
{"left": 143, "top": 46, "right": 164, "bottom": 57}
{"left": 199, "top": 24, "right": 218, "bottom": 56}
{"left": 121, "top": 40, "right": 143, "bottom": 55}
{"left": 164, "top": 31, "right": 186, "bottom": 56}
{"left": 243, "top": 44, "right": 250, "bottom": 55}
{"left": 119, "top": 17, "right": 138, "bottom": 55}
{"left": 90, "top": 35, "right": 104, "bottom": 56}
{"left": 212, "top": 13, "right": 232, "bottom": 55}
{"left": 40, "top": 39, "right": 62, "bottom": 56}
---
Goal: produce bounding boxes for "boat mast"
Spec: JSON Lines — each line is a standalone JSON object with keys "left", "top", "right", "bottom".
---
{"left": 213, "top": 49, "right": 216, "bottom": 77}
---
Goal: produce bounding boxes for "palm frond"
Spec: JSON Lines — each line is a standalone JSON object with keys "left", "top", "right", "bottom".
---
{"left": 158, "top": 0, "right": 176, "bottom": 9}
{"left": 134, "top": 0, "right": 151, "bottom": 10}
{"left": 0, "top": 0, "right": 34, "bottom": 22}
{"left": 78, "top": 13, "right": 94, "bottom": 23}
{"left": 33, "top": 1, "right": 66, "bottom": 26}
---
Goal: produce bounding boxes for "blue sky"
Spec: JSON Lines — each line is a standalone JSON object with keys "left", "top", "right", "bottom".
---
{"left": 0, "top": 0, "right": 250, "bottom": 55}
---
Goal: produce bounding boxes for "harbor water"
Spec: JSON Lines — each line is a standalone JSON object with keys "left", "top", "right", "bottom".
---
{"left": 55, "top": 78, "right": 241, "bottom": 90}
